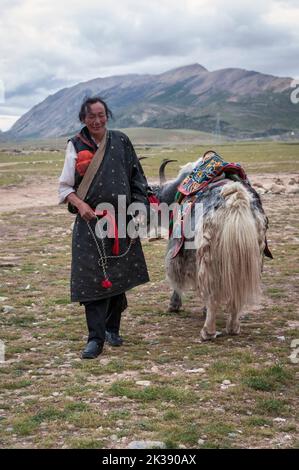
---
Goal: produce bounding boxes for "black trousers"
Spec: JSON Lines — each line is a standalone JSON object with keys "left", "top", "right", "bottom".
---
{"left": 82, "top": 293, "right": 127, "bottom": 345}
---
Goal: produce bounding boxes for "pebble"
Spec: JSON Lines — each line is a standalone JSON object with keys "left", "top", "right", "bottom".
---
{"left": 127, "top": 440, "right": 166, "bottom": 449}
{"left": 220, "top": 379, "right": 236, "bottom": 390}
{"left": 197, "top": 439, "right": 205, "bottom": 445}
{"left": 286, "top": 185, "right": 299, "bottom": 194}
{"left": 136, "top": 380, "right": 151, "bottom": 387}
{"left": 273, "top": 418, "right": 287, "bottom": 423}
{"left": 185, "top": 368, "right": 205, "bottom": 373}
{"left": 222, "top": 380, "right": 231, "bottom": 385}
{"left": 0, "top": 297, "right": 8, "bottom": 302}
{"left": 276, "top": 336, "right": 286, "bottom": 341}
{"left": 269, "top": 183, "right": 285, "bottom": 194}
{"left": 289, "top": 352, "right": 299, "bottom": 364}
{"left": 1, "top": 305, "right": 14, "bottom": 313}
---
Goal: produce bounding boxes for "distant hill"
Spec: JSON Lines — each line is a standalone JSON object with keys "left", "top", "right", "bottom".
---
{"left": 6, "top": 63, "right": 298, "bottom": 139}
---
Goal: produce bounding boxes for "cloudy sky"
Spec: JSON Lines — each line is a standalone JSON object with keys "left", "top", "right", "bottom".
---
{"left": 0, "top": 0, "right": 298, "bottom": 130}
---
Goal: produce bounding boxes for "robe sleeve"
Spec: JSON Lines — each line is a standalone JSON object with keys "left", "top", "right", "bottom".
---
{"left": 58, "top": 141, "right": 77, "bottom": 204}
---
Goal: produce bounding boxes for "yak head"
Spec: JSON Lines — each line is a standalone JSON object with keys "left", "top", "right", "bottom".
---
{"left": 149, "top": 152, "right": 217, "bottom": 204}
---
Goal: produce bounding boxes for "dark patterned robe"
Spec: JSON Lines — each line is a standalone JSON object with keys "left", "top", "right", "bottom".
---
{"left": 69, "top": 127, "right": 150, "bottom": 302}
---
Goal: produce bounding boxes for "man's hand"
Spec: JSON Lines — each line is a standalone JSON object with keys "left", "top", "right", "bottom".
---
{"left": 66, "top": 193, "right": 96, "bottom": 222}
{"left": 77, "top": 201, "right": 96, "bottom": 222}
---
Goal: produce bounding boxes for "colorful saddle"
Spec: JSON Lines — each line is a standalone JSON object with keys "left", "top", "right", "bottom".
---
{"left": 169, "top": 151, "right": 261, "bottom": 258}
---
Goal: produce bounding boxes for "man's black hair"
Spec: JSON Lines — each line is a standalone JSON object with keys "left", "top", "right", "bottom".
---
{"left": 79, "top": 96, "right": 113, "bottom": 122}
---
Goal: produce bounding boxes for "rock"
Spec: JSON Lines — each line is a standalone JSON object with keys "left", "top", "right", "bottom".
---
{"left": 220, "top": 379, "right": 236, "bottom": 390}
{"left": 276, "top": 336, "right": 286, "bottom": 341}
{"left": 269, "top": 183, "right": 285, "bottom": 194}
{"left": 289, "top": 352, "right": 299, "bottom": 364}
{"left": 273, "top": 418, "right": 286, "bottom": 423}
{"left": 222, "top": 379, "right": 231, "bottom": 385}
{"left": 185, "top": 368, "right": 205, "bottom": 373}
{"left": 274, "top": 178, "right": 284, "bottom": 185}
{"left": 215, "top": 407, "right": 225, "bottom": 413}
{"left": 127, "top": 440, "right": 166, "bottom": 449}
{"left": 288, "top": 178, "right": 296, "bottom": 185}
{"left": 2, "top": 305, "right": 14, "bottom": 313}
{"left": 136, "top": 380, "right": 151, "bottom": 387}
{"left": 0, "top": 297, "right": 8, "bottom": 302}
{"left": 197, "top": 439, "right": 205, "bottom": 446}
{"left": 286, "top": 185, "right": 299, "bottom": 194}
{"left": 253, "top": 181, "right": 265, "bottom": 188}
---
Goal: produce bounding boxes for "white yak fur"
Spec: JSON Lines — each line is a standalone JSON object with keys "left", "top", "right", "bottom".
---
{"left": 166, "top": 181, "right": 267, "bottom": 339}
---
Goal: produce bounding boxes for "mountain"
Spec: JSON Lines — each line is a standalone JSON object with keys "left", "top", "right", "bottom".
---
{"left": 7, "top": 63, "right": 298, "bottom": 139}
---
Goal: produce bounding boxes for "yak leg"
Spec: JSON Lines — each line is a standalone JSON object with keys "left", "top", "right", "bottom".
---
{"left": 200, "top": 299, "right": 217, "bottom": 340}
{"left": 168, "top": 291, "right": 182, "bottom": 312}
{"left": 226, "top": 307, "right": 241, "bottom": 335}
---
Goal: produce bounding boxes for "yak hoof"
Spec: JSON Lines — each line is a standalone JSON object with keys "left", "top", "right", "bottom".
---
{"left": 200, "top": 327, "right": 218, "bottom": 341}
{"left": 226, "top": 325, "right": 241, "bottom": 336}
{"left": 168, "top": 305, "right": 181, "bottom": 313}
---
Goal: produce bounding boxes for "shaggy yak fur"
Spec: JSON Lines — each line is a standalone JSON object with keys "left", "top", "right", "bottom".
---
{"left": 151, "top": 154, "right": 268, "bottom": 340}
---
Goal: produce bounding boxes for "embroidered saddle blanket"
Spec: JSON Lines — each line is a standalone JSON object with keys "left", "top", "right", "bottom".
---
{"left": 170, "top": 152, "right": 249, "bottom": 258}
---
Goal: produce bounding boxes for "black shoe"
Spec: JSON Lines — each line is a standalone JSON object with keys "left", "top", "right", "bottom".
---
{"left": 105, "top": 331, "right": 123, "bottom": 347}
{"left": 81, "top": 340, "right": 103, "bottom": 359}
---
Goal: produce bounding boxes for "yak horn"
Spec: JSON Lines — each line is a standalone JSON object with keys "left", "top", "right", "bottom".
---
{"left": 159, "top": 159, "right": 177, "bottom": 185}
{"left": 138, "top": 156, "right": 148, "bottom": 161}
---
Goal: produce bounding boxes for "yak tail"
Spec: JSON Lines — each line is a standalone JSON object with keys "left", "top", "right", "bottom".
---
{"left": 218, "top": 183, "right": 261, "bottom": 312}
{"left": 200, "top": 182, "right": 262, "bottom": 313}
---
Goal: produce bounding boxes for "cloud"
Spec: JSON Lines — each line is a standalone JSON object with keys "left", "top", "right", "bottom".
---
{"left": 0, "top": 115, "right": 20, "bottom": 132}
{"left": 0, "top": 0, "right": 298, "bottom": 127}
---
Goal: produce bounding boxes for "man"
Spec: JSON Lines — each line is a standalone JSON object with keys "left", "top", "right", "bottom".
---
{"left": 59, "top": 96, "right": 149, "bottom": 359}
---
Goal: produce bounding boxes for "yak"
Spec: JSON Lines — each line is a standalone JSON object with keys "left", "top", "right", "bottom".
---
{"left": 149, "top": 151, "right": 271, "bottom": 341}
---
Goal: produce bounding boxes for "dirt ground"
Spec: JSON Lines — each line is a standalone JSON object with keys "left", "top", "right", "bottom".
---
{"left": 1, "top": 172, "right": 298, "bottom": 213}
{"left": 0, "top": 168, "right": 298, "bottom": 449}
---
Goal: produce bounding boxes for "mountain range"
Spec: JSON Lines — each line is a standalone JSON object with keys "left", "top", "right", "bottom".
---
{"left": 6, "top": 63, "right": 298, "bottom": 139}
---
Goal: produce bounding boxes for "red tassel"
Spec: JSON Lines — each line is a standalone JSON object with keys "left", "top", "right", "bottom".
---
{"left": 101, "top": 279, "right": 112, "bottom": 288}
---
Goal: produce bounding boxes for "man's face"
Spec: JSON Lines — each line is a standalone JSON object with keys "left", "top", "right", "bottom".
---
{"left": 84, "top": 102, "right": 107, "bottom": 136}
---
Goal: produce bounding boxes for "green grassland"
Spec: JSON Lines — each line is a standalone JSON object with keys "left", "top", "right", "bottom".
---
{"left": 0, "top": 136, "right": 298, "bottom": 448}
{"left": 0, "top": 128, "right": 299, "bottom": 186}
